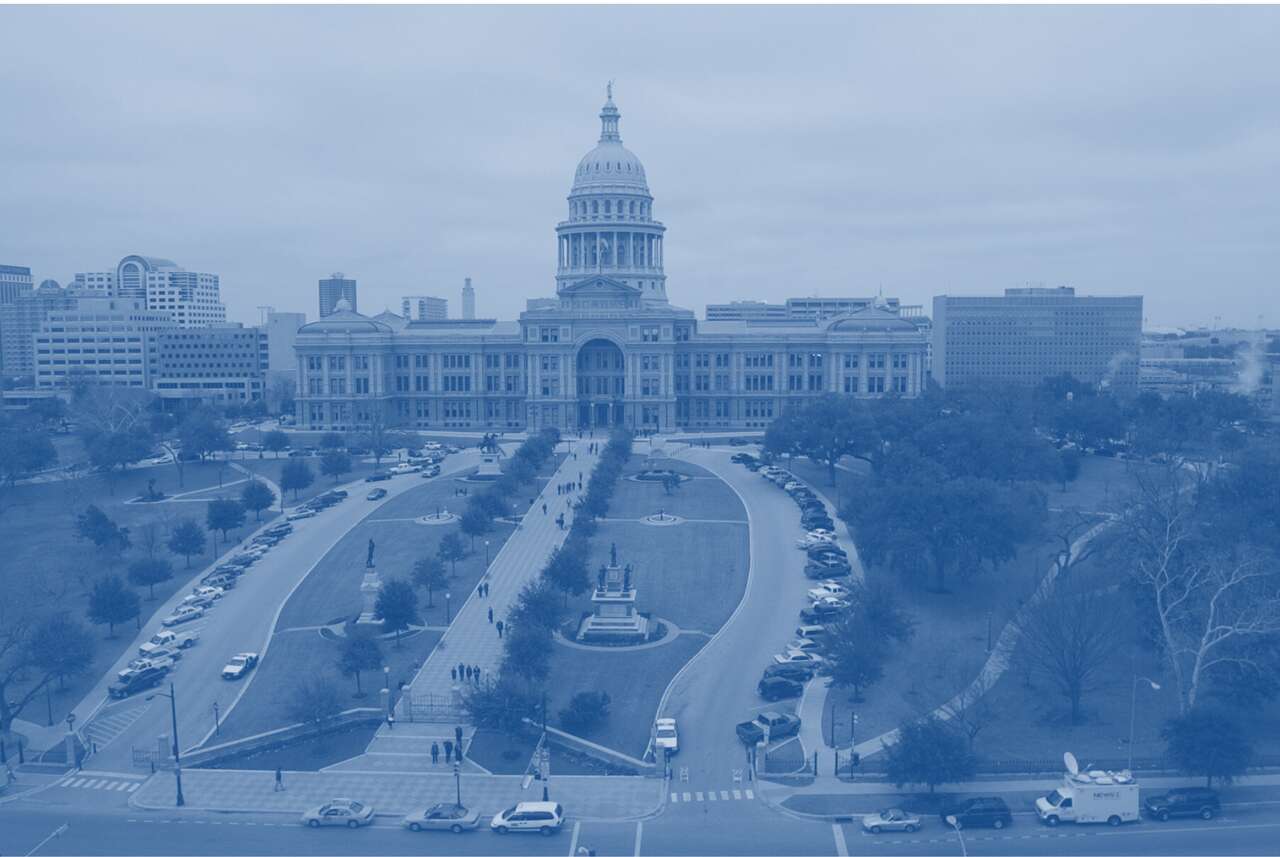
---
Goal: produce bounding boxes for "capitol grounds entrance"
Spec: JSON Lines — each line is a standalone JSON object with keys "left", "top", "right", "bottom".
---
{"left": 576, "top": 338, "right": 626, "bottom": 429}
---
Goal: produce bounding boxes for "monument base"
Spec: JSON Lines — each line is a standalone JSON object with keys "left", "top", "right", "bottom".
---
{"left": 577, "top": 613, "right": 649, "bottom": 642}
{"left": 356, "top": 612, "right": 380, "bottom": 626}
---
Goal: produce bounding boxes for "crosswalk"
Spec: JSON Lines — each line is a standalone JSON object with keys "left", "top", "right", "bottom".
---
{"left": 59, "top": 774, "right": 143, "bottom": 792}
{"left": 83, "top": 701, "right": 151, "bottom": 749}
{"left": 670, "top": 788, "right": 755, "bottom": 803}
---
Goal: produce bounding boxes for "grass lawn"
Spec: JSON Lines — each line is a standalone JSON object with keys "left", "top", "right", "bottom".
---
{"left": 541, "top": 460, "right": 749, "bottom": 758}
{"left": 2, "top": 459, "right": 278, "bottom": 730}
{"left": 236, "top": 454, "right": 387, "bottom": 505}
{"left": 200, "top": 720, "right": 380, "bottom": 772}
{"left": 213, "top": 456, "right": 560, "bottom": 744}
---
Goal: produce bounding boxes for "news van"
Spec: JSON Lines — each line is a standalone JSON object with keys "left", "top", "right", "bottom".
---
{"left": 1034, "top": 752, "right": 1139, "bottom": 827}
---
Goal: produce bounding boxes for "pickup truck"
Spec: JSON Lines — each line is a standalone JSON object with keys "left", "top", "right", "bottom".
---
{"left": 736, "top": 711, "right": 801, "bottom": 745}
{"left": 139, "top": 629, "right": 199, "bottom": 656}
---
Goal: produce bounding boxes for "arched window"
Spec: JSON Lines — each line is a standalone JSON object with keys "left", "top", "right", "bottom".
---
{"left": 604, "top": 200, "right": 611, "bottom": 214}
{"left": 629, "top": 201, "right": 636, "bottom": 215}
{"left": 592, "top": 201, "right": 599, "bottom": 215}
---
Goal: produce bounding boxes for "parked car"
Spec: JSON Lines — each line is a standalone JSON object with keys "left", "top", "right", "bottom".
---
{"left": 389, "top": 463, "right": 418, "bottom": 475}
{"left": 1143, "top": 788, "right": 1220, "bottom": 821}
{"left": 808, "top": 582, "right": 848, "bottom": 601}
{"left": 757, "top": 676, "right": 805, "bottom": 701}
{"left": 763, "top": 661, "right": 816, "bottom": 681}
{"left": 490, "top": 801, "right": 564, "bottom": 835}
{"left": 118, "top": 655, "right": 177, "bottom": 680}
{"left": 265, "top": 522, "right": 293, "bottom": 535}
{"left": 736, "top": 711, "right": 802, "bottom": 745}
{"left": 403, "top": 803, "right": 481, "bottom": 833}
{"left": 286, "top": 509, "right": 317, "bottom": 521}
{"left": 180, "top": 590, "right": 221, "bottom": 610}
{"left": 365, "top": 471, "right": 392, "bottom": 482}
{"left": 221, "top": 652, "right": 259, "bottom": 680}
{"left": 139, "top": 630, "right": 199, "bottom": 656}
{"left": 730, "top": 453, "right": 755, "bottom": 464}
{"left": 420, "top": 465, "right": 442, "bottom": 478}
{"left": 803, "top": 514, "right": 835, "bottom": 531}
{"left": 805, "top": 562, "right": 850, "bottom": 580}
{"left": 161, "top": 605, "right": 205, "bottom": 627}
{"left": 800, "top": 601, "right": 848, "bottom": 622}
{"left": 810, "top": 597, "right": 850, "bottom": 612}
{"left": 773, "top": 650, "right": 824, "bottom": 667}
{"left": 200, "top": 572, "right": 238, "bottom": 590}
{"left": 807, "top": 543, "right": 847, "bottom": 559}
{"left": 654, "top": 718, "right": 679, "bottom": 755}
{"left": 864, "top": 808, "right": 923, "bottom": 834}
{"left": 366, "top": 488, "right": 388, "bottom": 501}
{"left": 729, "top": 437, "right": 750, "bottom": 446}
{"left": 301, "top": 799, "right": 375, "bottom": 828}
{"left": 941, "top": 797, "right": 1013, "bottom": 830}
{"left": 108, "top": 665, "right": 167, "bottom": 699}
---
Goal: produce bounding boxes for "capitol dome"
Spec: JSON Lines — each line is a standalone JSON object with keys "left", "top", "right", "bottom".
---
{"left": 570, "top": 90, "right": 649, "bottom": 194}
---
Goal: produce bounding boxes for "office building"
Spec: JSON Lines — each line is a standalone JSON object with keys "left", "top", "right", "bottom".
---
{"left": 34, "top": 297, "right": 176, "bottom": 389}
{"left": 319, "top": 273, "right": 358, "bottom": 317}
{"left": 1, "top": 282, "right": 78, "bottom": 379}
{"left": 932, "top": 287, "right": 1143, "bottom": 391}
{"left": 71, "top": 255, "right": 226, "bottom": 328}
{"left": 0, "top": 265, "right": 33, "bottom": 305}
{"left": 294, "top": 92, "right": 928, "bottom": 432}
{"left": 264, "top": 311, "right": 307, "bottom": 372}
{"left": 401, "top": 296, "right": 448, "bottom": 322}
{"left": 152, "top": 323, "right": 269, "bottom": 405}
{"left": 706, "top": 296, "right": 921, "bottom": 323}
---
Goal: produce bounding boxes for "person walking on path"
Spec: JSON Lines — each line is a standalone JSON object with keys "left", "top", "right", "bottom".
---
{"left": 488, "top": 606, "right": 494, "bottom": 623}
{"left": 431, "top": 742, "right": 440, "bottom": 765}
{"left": 496, "top": 620, "right": 504, "bottom": 638}
{"left": 482, "top": 582, "right": 489, "bottom": 597}
{"left": 464, "top": 665, "right": 472, "bottom": 682}
{"left": 450, "top": 666, "right": 457, "bottom": 682}
{"left": 542, "top": 502, "right": 548, "bottom": 515}
{"left": 273, "top": 767, "right": 285, "bottom": 792}
{"left": 444, "top": 740, "right": 454, "bottom": 764}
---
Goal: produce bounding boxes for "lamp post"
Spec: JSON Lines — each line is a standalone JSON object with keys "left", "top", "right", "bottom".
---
{"left": 453, "top": 760, "right": 462, "bottom": 807}
{"left": 1127, "top": 676, "right": 1161, "bottom": 770}
{"left": 383, "top": 665, "right": 391, "bottom": 692}
{"left": 146, "top": 683, "right": 184, "bottom": 806}
{"left": 484, "top": 540, "right": 490, "bottom": 566}
{"left": 541, "top": 689, "right": 549, "bottom": 801}
{"left": 212, "top": 701, "right": 220, "bottom": 738}
{"left": 985, "top": 611, "right": 993, "bottom": 655}
{"left": 444, "top": 592, "right": 452, "bottom": 623}
{"left": 945, "top": 816, "right": 967, "bottom": 857}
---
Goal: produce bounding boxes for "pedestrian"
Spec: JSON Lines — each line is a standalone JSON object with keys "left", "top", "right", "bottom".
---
{"left": 542, "top": 502, "right": 547, "bottom": 515}
{"left": 5, "top": 764, "right": 17, "bottom": 786}
{"left": 496, "top": 619, "right": 504, "bottom": 638}
{"left": 488, "top": 606, "right": 494, "bottom": 623}
{"left": 431, "top": 742, "right": 440, "bottom": 764}
{"left": 482, "top": 582, "right": 489, "bottom": 597}
{"left": 473, "top": 667, "right": 481, "bottom": 686}
{"left": 444, "top": 740, "right": 454, "bottom": 764}
{"left": 458, "top": 661, "right": 465, "bottom": 679}
{"left": 450, "top": 666, "right": 458, "bottom": 682}
{"left": 273, "top": 766, "right": 285, "bottom": 792}
{"left": 464, "top": 665, "right": 473, "bottom": 682}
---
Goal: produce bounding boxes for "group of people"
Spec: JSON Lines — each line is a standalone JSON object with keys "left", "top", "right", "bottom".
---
{"left": 429, "top": 738, "right": 460, "bottom": 765}
{"left": 554, "top": 479, "right": 581, "bottom": 496}
{"left": 450, "top": 663, "right": 483, "bottom": 686}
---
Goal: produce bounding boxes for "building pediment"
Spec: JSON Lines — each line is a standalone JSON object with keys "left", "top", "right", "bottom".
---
{"left": 559, "top": 276, "right": 641, "bottom": 297}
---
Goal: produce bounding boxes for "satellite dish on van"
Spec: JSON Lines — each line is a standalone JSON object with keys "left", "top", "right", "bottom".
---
{"left": 1064, "top": 751, "right": 1079, "bottom": 775}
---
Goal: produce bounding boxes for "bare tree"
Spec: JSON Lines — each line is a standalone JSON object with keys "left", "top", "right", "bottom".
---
{"left": 1011, "top": 580, "right": 1129, "bottom": 725}
{"left": 907, "top": 652, "right": 999, "bottom": 751}
{"left": 1048, "top": 507, "right": 1108, "bottom": 576}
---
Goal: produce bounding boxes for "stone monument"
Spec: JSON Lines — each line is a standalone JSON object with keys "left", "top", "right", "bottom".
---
{"left": 356, "top": 568, "right": 383, "bottom": 625}
{"left": 577, "top": 542, "right": 648, "bottom": 643}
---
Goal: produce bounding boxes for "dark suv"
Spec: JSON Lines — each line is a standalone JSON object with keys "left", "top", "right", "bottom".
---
{"left": 940, "top": 797, "right": 1013, "bottom": 830}
{"left": 108, "top": 666, "right": 167, "bottom": 699}
{"left": 1143, "top": 788, "right": 1220, "bottom": 821}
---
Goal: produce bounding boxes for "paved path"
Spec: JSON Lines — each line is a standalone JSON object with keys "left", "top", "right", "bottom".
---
{"left": 389, "top": 440, "right": 602, "bottom": 729}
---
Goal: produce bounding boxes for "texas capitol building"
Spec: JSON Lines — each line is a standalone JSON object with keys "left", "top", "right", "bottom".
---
{"left": 294, "top": 91, "right": 928, "bottom": 433}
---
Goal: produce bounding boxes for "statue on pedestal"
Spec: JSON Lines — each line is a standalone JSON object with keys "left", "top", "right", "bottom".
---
{"left": 597, "top": 565, "right": 607, "bottom": 592}
{"left": 623, "top": 564, "right": 633, "bottom": 592}
{"left": 357, "top": 568, "right": 383, "bottom": 625}
{"left": 610, "top": 542, "right": 618, "bottom": 567}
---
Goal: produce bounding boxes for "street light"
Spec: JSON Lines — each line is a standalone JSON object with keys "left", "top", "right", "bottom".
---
{"left": 383, "top": 665, "right": 391, "bottom": 691}
{"left": 1127, "top": 676, "right": 1162, "bottom": 770}
{"left": 146, "top": 683, "right": 184, "bottom": 807}
{"left": 444, "top": 592, "right": 452, "bottom": 623}
{"left": 945, "top": 816, "right": 967, "bottom": 857}
{"left": 212, "top": 701, "right": 220, "bottom": 738}
{"left": 453, "top": 760, "right": 462, "bottom": 807}
{"left": 541, "top": 689, "right": 549, "bottom": 801}
{"left": 484, "top": 539, "right": 490, "bottom": 566}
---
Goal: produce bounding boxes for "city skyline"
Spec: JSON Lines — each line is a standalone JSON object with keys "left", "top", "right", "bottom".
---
{"left": 2, "top": 6, "right": 1278, "bottom": 329}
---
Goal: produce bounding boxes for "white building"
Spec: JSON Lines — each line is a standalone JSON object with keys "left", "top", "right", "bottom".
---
{"left": 401, "top": 296, "right": 448, "bottom": 322}
{"left": 35, "top": 297, "right": 176, "bottom": 389}
{"left": 72, "top": 255, "right": 226, "bottom": 328}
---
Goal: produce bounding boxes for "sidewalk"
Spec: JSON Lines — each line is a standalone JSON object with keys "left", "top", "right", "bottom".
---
{"left": 129, "top": 767, "right": 663, "bottom": 820}
{"left": 387, "top": 439, "right": 602, "bottom": 732}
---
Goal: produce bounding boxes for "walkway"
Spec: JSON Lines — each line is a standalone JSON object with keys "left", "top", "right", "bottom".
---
{"left": 387, "top": 440, "right": 603, "bottom": 730}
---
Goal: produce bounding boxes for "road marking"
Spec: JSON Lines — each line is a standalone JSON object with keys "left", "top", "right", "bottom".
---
{"left": 833, "top": 823, "right": 849, "bottom": 857}
{"left": 732, "top": 789, "right": 742, "bottom": 800}
{"left": 567, "top": 820, "right": 581, "bottom": 856}
{"left": 695, "top": 791, "right": 704, "bottom": 801}
{"left": 634, "top": 820, "right": 643, "bottom": 856}
{"left": 682, "top": 792, "right": 691, "bottom": 802}
{"left": 707, "top": 791, "right": 717, "bottom": 801}
{"left": 745, "top": 789, "right": 754, "bottom": 799}
{"left": 720, "top": 790, "right": 729, "bottom": 801}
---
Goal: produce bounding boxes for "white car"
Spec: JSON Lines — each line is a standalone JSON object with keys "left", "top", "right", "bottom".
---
{"left": 190, "top": 585, "right": 225, "bottom": 600}
{"left": 389, "top": 463, "right": 418, "bottom": 475}
{"left": 222, "top": 652, "right": 259, "bottom": 680}
{"left": 808, "top": 582, "right": 848, "bottom": 601}
{"left": 654, "top": 717, "right": 679, "bottom": 755}
{"left": 162, "top": 605, "right": 204, "bottom": 627}
{"left": 811, "top": 596, "right": 851, "bottom": 611}
{"left": 490, "top": 801, "right": 564, "bottom": 835}
{"left": 774, "top": 650, "right": 824, "bottom": 666}
{"left": 286, "top": 509, "right": 317, "bottom": 521}
{"left": 796, "top": 533, "right": 836, "bottom": 549}
{"left": 788, "top": 637, "right": 822, "bottom": 652}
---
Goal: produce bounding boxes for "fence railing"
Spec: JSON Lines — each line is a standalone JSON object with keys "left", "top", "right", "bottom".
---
{"left": 836, "top": 752, "right": 1280, "bottom": 780}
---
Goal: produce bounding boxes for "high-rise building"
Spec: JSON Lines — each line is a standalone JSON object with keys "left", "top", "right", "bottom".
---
{"left": 71, "top": 255, "right": 226, "bottom": 328}
{"left": 1, "top": 282, "right": 78, "bottom": 379}
{"left": 34, "top": 297, "right": 176, "bottom": 389}
{"left": 264, "top": 311, "right": 307, "bottom": 372}
{"left": 461, "top": 278, "right": 475, "bottom": 320}
{"left": 152, "top": 323, "right": 269, "bottom": 405}
{"left": 319, "top": 273, "right": 358, "bottom": 317}
{"left": 401, "top": 296, "right": 448, "bottom": 321}
{"left": 932, "top": 287, "right": 1143, "bottom": 391}
{"left": 0, "top": 265, "right": 33, "bottom": 305}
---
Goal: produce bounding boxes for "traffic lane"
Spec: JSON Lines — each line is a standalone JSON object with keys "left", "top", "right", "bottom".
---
{"left": 639, "top": 800, "right": 837, "bottom": 856}
{"left": 86, "top": 451, "right": 480, "bottom": 770}
{"left": 663, "top": 449, "right": 815, "bottom": 782}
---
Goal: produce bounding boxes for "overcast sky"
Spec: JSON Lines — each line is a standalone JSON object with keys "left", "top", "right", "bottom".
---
{"left": 2, "top": 5, "right": 1277, "bottom": 329}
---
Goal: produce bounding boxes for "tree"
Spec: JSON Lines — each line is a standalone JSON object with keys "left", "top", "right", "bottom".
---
{"left": 374, "top": 578, "right": 419, "bottom": 646}
{"left": 84, "top": 428, "right": 151, "bottom": 475}
{"left": 319, "top": 432, "right": 345, "bottom": 451}
{"left": 320, "top": 450, "right": 352, "bottom": 483}
{"left": 75, "top": 504, "right": 131, "bottom": 561}
{"left": 280, "top": 458, "right": 314, "bottom": 500}
{"left": 87, "top": 575, "right": 140, "bottom": 637}
{"left": 240, "top": 479, "right": 275, "bottom": 521}
{"left": 1011, "top": 582, "right": 1129, "bottom": 724}
{"left": 0, "top": 427, "right": 57, "bottom": 485}
{"left": 167, "top": 518, "right": 207, "bottom": 568}
{"left": 851, "top": 580, "right": 916, "bottom": 645}
{"left": 178, "top": 409, "right": 231, "bottom": 461}
{"left": 287, "top": 675, "right": 344, "bottom": 733}
{"left": 459, "top": 505, "right": 492, "bottom": 549}
{"left": 660, "top": 472, "right": 682, "bottom": 495}
{"left": 206, "top": 498, "right": 246, "bottom": 548}
{"left": 765, "top": 395, "right": 879, "bottom": 484}
{"left": 438, "top": 532, "right": 467, "bottom": 575}
{"left": 412, "top": 556, "right": 449, "bottom": 607}
{"left": 463, "top": 678, "right": 535, "bottom": 734}
{"left": 263, "top": 429, "right": 290, "bottom": 458}
{"left": 128, "top": 557, "right": 174, "bottom": 600}
{"left": 501, "top": 625, "right": 553, "bottom": 688}
{"left": 1056, "top": 448, "right": 1083, "bottom": 492}
{"left": 545, "top": 544, "right": 591, "bottom": 606}
{"left": 1162, "top": 708, "right": 1253, "bottom": 787}
{"left": 559, "top": 691, "right": 611, "bottom": 734}
{"left": 474, "top": 490, "right": 508, "bottom": 521}
{"left": 337, "top": 634, "right": 383, "bottom": 697}
{"left": 29, "top": 613, "right": 95, "bottom": 691}
{"left": 825, "top": 619, "right": 886, "bottom": 702}
{"left": 883, "top": 715, "right": 976, "bottom": 793}
{"left": 509, "top": 579, "right": 564, "bottom": 632}
{"left": 909, "top": 652, "right": 999, "bottom": 751}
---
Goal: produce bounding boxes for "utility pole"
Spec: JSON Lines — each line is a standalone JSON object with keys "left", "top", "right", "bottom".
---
{"left": 148, "top": 683, "right": 184, "bottom": 806}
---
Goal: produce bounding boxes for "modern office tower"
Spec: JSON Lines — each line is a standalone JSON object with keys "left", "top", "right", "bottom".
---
{"left": 932, "top": 287, "right": 1144, "bottom": 391}
{"left": 0, "top": 265, "right": 33, "bottom": 305}
{"left": 401, "top": 296, "right": 448, "bottom": 321}
{"left": 319, "top": 273, "right": 358, "bottom": 317}
{"left": 461, "top": 278, "right": 476, "bottom": 320}
{"left": 34, "top": 297, "right": 176, "bottom": 389}
{"left": 71, "top": 255, "right": 226, "bottom": 328}
{"left": 151, "top": 323, "right": 270, "bottom": 405}
{"left": 1, "top": 282, "right": 78, "bottom": 379}
{"left": 264, "top": 311, "right": 307, "bottom": 372}
{"left": 292, "top": 92, "right": 929, "bottom": 434}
